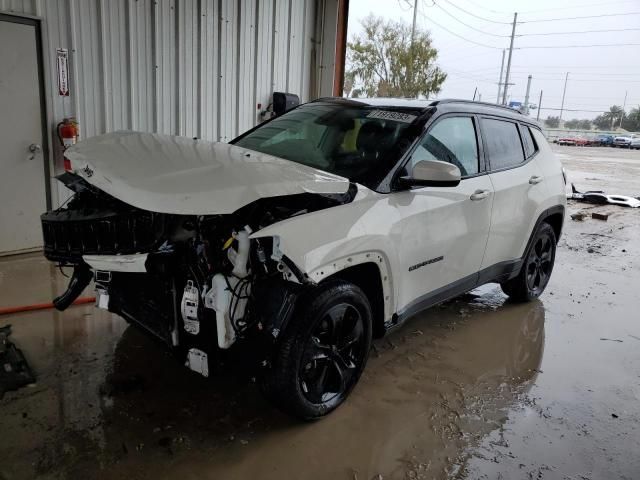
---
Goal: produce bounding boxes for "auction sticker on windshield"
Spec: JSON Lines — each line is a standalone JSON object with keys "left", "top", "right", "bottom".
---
{"left": 366, "top": 110, "right": 417, "bottom": 123}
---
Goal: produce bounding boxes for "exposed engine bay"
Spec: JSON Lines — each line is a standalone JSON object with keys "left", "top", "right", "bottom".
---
{"left": 42, "top": 172, "right": 356, "bottom": 376}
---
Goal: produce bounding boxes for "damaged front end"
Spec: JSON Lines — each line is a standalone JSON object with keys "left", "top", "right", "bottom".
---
{"left": 42, "top": 172, "right": 355, "bottom": 376}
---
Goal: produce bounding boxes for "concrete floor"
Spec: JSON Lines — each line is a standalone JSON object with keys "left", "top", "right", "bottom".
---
{"left": 1, "top": 145, "right": 639, "bottom": 480}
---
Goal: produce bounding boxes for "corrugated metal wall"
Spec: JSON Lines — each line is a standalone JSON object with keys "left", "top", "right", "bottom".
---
{"left": 2, "top": 0, "right": 321, "bottom": 140}
{"left": 1, "top": 0, "right": 338, "bottom": 205}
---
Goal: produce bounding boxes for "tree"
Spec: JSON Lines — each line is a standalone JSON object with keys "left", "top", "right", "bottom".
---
{"left": 565, "top": 119, "right": 580, "bottom": 129}
{"left": 578, "top": 119, "right": 592, "bottom": 130}
{"left": 346, "top": 15, "right": 446, "bottom": 98}
{"left": 343, "top": 71, "right": 355, "bottom": 98}
{"left": 622, "top": 106, "right": 640, "bottom": 131}
{"left": 593, "top": 114, "right": 610, "bottom": 130}
{"left": 603, "top": 105, "right": 625, "bottom": 129}
{"left": 545, "top": 116, "right": 560, "bottom": 128}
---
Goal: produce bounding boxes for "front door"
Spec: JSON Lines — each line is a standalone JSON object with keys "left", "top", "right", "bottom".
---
{"left": 0, "top": 16, "right": 48, "bottom": 255}
{"left": 393, "top": 115, "right": 493, "bottom": 314}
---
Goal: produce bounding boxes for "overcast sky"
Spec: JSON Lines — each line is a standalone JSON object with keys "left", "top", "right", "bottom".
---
{"left": 347, "top": 0, "right": 640, "bottom": 120}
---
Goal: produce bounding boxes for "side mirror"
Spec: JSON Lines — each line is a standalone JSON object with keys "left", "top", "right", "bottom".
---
{"left": 399, "top": 160, "right": 461, "bottom": 187}
{"left": 273, "top": 92, "right": 300, "bottom": 116}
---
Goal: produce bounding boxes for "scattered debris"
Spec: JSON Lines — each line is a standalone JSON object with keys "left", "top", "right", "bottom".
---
{"left": 611, "top": 413, "right": 619, "bottom": 419}
{"left": 599, "top": 338, "right": 623, "bottom": 343}
{"left": 580, "top": 233, "right": 613, "bottom": 238}
{"left": 0, "top": 325, "right": 35, "bottom": 399}
{"left": 570, "top": 212, "right": 587, "bottom": 221}
{"left": 591, "top": 212, "right": 610, "bottom": 221}
{"left": 568, "top": 184, "right": 640, "bottom": 208}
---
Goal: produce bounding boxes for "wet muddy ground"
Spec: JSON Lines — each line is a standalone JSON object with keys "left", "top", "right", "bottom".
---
{"left": 1, "top": 145, "right": 639, "bottom": 480}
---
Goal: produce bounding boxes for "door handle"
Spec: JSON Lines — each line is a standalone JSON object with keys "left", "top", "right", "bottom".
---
{"left": 28, "top": 143, "right": 42, "bottom": 160}
{"left": 470, "top": 189, "right": 490, "bottom": 201}
{"left": 529, "top": 175, "right": 543, "bottom": 185}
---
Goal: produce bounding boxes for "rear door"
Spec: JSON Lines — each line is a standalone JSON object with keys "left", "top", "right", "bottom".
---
{"left": 480, "top": 118, "right": 547, "bottom": 269}
{"left": 393, "top": 115, "right": 493, "bottom": 313}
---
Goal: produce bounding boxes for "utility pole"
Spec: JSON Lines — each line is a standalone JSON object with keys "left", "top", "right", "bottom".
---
{"left": 559, "top": 72, "right": 569, "bottom": 125}
{"left": 411, "top": 0, "right": 418, "bottom": 45}
{"left": 496, "top": 49, "right": 505, "bottom": 104}
{"left": 536, "top": 90, "right": 543, "bottom": 121}
{"left": 408, "top": 0, "right": 418, "bottom": 88}
{"left": 501, "top": 13, "right": 518, "bottom": 105}
{"left": 619, "top": 90, "right": 628, "bottom": 128}
{"left": 478, "top": 93, "right": 482, "bottom": 102}
{"left": 472, "top": 87, "right": 478, "bottom": 101}
{"left": 523, "top": 75, "right": 532, "bottom": 115}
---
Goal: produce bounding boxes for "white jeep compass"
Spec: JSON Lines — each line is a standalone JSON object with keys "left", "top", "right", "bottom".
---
{"left": 41, "top": 98, "right": 566, "bottom": 419}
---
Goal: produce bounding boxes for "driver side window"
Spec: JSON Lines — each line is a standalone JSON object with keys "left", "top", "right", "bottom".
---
{"left": 411, "top": 116, "right": 479, "bottom": 177}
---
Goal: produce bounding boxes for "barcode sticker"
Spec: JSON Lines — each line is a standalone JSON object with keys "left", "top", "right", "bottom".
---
{"left": 366, "top": 110, "right": 417, "bottom": 123}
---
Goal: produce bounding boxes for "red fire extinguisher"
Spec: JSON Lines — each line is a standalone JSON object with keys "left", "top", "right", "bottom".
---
{"left": 57, "top": 117, "right": 79, "bottom": 149}
{"left": 57, "top": 118, "right": 79, "bottom": 171}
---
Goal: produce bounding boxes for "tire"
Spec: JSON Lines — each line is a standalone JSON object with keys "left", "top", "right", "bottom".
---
{"left": 501, "top": 222, "right": 557, "bottom": 302}
{"left": 261, "top": 280, "right": 373, "bottom": 419}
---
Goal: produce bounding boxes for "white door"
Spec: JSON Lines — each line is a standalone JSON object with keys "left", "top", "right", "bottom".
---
{"left": 480, "top": 118, "right": 548, "bottom": 268}
{"left": 394, "top": 115, "right": 493, "bottom": 313}
{"left": 0, "top": 18, "right": 48, "bottom": 255}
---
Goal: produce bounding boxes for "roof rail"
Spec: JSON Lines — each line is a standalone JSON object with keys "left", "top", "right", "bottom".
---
{"left": 429, "top": 98, "right": 524, "bottom": 115}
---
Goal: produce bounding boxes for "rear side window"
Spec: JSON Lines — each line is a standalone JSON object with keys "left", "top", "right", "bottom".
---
{"left": 520, "top": 125, "right": 538, "bottom": 159}
{"left": 411, "top": 116, "right": 479, "bottom": 177}
{"left": 482, "top": 118, "right": 525, "bottom": 171}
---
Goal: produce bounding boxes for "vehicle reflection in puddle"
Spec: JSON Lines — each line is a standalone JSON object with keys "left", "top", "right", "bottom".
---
{"left": 0, "top": 283, "right": 545, "bottom": 479}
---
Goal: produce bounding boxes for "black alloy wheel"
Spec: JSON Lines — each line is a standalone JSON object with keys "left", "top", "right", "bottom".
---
{"left": 262, "top": 280, "right": 372, "bottom": 419}
{"left": 299, "top": 303, "right": 366, "bottom": 405}
{"left": 525, "top": 232, "right": 554, "bottom": 296}
{"left": 501, "top": 222, "right": 557, "bottom": 302}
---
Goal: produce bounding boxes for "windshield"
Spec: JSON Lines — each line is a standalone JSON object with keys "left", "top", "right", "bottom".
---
{"left": 233, "top": 102, "right": 424, "bottom": 189}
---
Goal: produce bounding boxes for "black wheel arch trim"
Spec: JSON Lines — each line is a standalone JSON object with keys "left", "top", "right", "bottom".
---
{"left": 522, "top": 204, "right": 565, "bottom": 255}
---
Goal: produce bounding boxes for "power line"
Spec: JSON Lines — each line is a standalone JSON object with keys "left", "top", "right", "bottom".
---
{"left": 505, "top": 69, "right": 640, "bottom": 76}
{"left": 432, "top": 3, "right": 511, "bottom": 37}
{"left": 438, "top": 0, "right": 514, "bottom": 24}
{"left": 456, "top": 0, "right": 513, "bottom": 15}
{"left": 520, "top": 27, "right": 640, "bottom": 36}
{"left": 519, "top": 43, "right": 640, "bottom": 49}
{"left": 521, "top": 12, "right": 640, "bottom": 23}
{"left": 457, "top": 0, "right": 638, "bottom": 15}
{"left": 519, "top": 0, "right": 639, "bottom": 14}
{"left": 431, "top": 3, "right": 640, "bottom": 43}
{"left": 562, "top": 77, "right": 640, "bottom": 82}
{"left": 508, "top": 64, "right": 640, "bottom": 69}
{"left": 444, "top": 67, "right": 498, "bottom": 83}
{"left": 449, "top": 65, "right": 640, "bottom": 75}
{"left": 539, "top": 107, "right": 614, "bottom": 113}
{"left": 422, "top": 14, "right": 505, "bottom": 49}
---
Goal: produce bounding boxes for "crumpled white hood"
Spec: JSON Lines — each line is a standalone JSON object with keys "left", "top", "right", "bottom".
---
{"left": 64, "top": 131, "right": 349, "bottom": 215}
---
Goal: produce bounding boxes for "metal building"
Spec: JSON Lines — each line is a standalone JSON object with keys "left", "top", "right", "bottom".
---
{"left": 0, "top": 0, "right": 347, "bottom": 255}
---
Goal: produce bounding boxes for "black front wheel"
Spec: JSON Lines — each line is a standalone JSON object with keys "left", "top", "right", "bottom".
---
{"left": 501, "top": 222, "right": 557, "bottom": 302}
{"left": 262, "top": 280, "right": 372, "bottom": 419}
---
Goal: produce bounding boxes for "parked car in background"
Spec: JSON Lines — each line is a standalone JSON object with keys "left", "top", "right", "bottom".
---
{"left": 573, "top": 136, "right": 589, "bottom": 147}
{"left": 584, "top": 135, "right": 600, "bottom": 147}
{"left": 557, "top": 136, "right": 576, "bottom": 146}
{"left": 631, "top": 137, "right": 640, "bottom": 150}
{"left": 597, "top": 134, "right": 614, "bottom": 146}
{"left": 613, "top": 134, "right": 637, "bottom": 148}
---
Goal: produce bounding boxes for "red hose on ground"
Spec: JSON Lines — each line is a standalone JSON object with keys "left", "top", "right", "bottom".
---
{"left": 0, "top": 297, "right": 96, "bottom": 316}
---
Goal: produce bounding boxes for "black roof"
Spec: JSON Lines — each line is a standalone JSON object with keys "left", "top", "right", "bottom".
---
{"left": 312, "top": 97, "right": 540, "bottom": 128}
